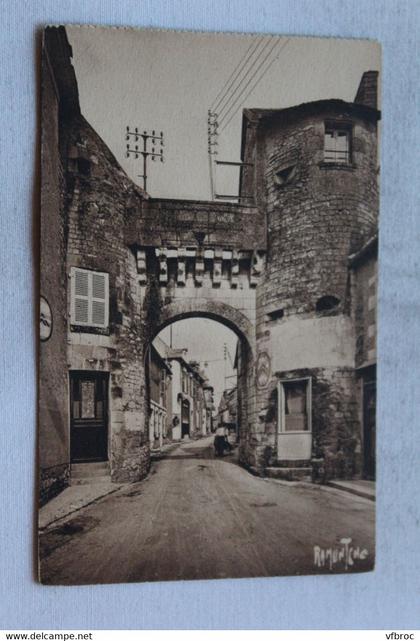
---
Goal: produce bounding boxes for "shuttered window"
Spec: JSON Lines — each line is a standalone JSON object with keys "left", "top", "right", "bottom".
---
{"left": 324, "top": 122, "right": 352, "bottom": 164}
{"left": 70, "top": 267, "right": 109, "bottom": 329}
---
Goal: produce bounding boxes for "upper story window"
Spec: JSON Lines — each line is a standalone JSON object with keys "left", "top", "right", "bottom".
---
{"left": 324, "top": 122, "right": 352, "bottom": 164}
{"left": 70, "top": 267, "right": 109, "bottom": 330}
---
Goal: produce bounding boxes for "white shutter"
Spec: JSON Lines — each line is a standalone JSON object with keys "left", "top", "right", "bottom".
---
{"left": 91, "top": 271, "right": 108, "bottom": 327}
{"left": 72, "top": 268, "right": 89, "bottom": 324}
{"left": 71, "top": 267, "right": 109, "bottom": 329}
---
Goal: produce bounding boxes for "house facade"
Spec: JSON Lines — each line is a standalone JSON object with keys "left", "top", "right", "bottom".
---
{"left": 166, "top": 350, "right": 210, "bottom": 441}
{"left": 148, "top": 337, "right": 172, "bottom": 451}
{"left": 349, "top": 236, "right": 378, "bottom": 480}
{"left": 217, "top": 388, "right": 238, "bottom": 436}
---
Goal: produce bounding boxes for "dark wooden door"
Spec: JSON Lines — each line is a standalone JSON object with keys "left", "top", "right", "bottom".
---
{"left": 363, "top": 379, "right": 376, "bottom": 480}
{"left": 70, "top": 371, "right": 108, "bottom": 462}
{"left": 181, "top": 399, "right": 190, "bottom": 437}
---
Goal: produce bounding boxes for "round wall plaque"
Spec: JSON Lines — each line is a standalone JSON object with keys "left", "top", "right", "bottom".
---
{"left": 256, "top": 351, "right": 271, "bottom": 388}
{"left": 40, "top": 296, "right": 53, "bottom": 341}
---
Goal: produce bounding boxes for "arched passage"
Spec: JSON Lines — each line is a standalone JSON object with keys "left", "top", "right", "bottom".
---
{"left": 144, "top": 298, "right": 255, "bottom": 459}
{"left": 155, "top": 298, "right": 255, "bottom": 352}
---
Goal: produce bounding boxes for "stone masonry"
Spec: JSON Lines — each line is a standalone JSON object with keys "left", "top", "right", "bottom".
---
{"left": 239, "top": 92, "right": 379, "bottom": 478}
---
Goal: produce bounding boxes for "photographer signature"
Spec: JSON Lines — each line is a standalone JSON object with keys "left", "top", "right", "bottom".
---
{"left": 314, "top": 537, "right": 368, "bottom": 571}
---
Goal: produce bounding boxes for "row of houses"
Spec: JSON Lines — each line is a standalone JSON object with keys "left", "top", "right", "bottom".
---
{"left": 217, "top": 387, "right": 238, "bottom": 438}
{"left": 149, "top": 337, "right": 215, "bottom": 451}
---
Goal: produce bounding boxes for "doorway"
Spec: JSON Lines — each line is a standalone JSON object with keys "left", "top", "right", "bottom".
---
{"left": 70, "top": 371, "right": 109, "bottom": 462}
{"left": 181, "top": 399, "right": 190, "bottom": 438}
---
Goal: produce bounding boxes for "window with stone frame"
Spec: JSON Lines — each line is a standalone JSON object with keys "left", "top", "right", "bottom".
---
{"left": 324, "top": 121, "right": 352, "bottom": 164}
{"left": 273, "top": 164, "right": 296, "bottom": 187}
{"left": 278, "top": 377, "right": 312, "bottom": 432}
{"left": 70, "top": 267, "right": 109, "bottom": 330}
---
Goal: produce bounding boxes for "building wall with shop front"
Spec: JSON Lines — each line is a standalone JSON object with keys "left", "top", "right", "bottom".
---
{"left": 148, "top": 344, "right": 171, "bottom": 449}
{"left": 239, "top": 83, "right": 379, "bottom": 479}
{"left": 65, "top": 112, "right": 150, "bottom": 482}
{"left": 350, "top": 239, "right": 378, "bottom": 478}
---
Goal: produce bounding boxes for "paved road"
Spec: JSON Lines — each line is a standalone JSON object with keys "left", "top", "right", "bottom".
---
{"left": 40, "top": 436, "right": 375, "bottom": 585}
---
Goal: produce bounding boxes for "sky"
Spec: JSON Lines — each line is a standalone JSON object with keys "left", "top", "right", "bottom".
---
{"left": 157, "top": 319, "right": 238, "bottom": 408}
{"left": 67, "top": 26, "right": 380, "bottom": 201}
{"left": 65, "top": 26, "right": 380, "bottom": 402}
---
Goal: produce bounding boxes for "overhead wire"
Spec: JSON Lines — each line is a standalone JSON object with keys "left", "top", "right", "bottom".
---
{"left": 219, "top": 38, "right": 291, "bottom": 132}
{"left": 210, "top": 36, "right": 263, "bottom": 112}
{"left": 219, "top": 37, "right": 284, "bottom": 129}
{"left": 217, "top": 38, "right": 275, "bottom": 122}
{"left": 213, "top": 36, "right": 268, "bottom": 117}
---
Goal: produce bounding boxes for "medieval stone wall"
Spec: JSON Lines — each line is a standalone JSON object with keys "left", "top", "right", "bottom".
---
{"left": 39, "top": 44, "right": 70, "bottom": 504}
{"left": 65, "top": 115, "right": 150, "bottom": 483}
{"left": 351, "top": 245, "right": 378, "bottom": 368}
{"left": 260, "top": 107, "right": 378, "bottom": 316}
{"left": 247, "top": 104, "right": 379, "bottom": 479}
{"left": 126, "top": 198, "right": 264, "bottom": 251}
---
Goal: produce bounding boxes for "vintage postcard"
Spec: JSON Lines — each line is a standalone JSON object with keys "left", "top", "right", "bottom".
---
{"left": 38, "top": 25, "right": 380, "bottom": 584}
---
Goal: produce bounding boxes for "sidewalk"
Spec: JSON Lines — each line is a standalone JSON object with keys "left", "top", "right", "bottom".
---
{"left": 40, "top": 437, "right": 213, "bottom": 531}
{"left": 263, "top": 475, "right": 375, "bottom": 502}
{"left": 39, "top": 481, "right": 122, "bottom": 531}
{"left": 326, "top": 479, "right": 375, "bottom": 501}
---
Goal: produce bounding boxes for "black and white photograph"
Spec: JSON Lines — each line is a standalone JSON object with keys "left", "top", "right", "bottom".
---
{"left": 38, "top": 25, "right": 380, "bottom": 585}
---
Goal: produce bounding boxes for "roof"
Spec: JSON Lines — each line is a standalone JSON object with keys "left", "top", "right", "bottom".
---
{"left": 43, "top": 26, "right": 80, "bottom": 117}
{"left": 150, "top": 344, "right": 172, "bottom": 374}
{"left": 245, "top": 99, "right": 380, "bottom": 123}
{"left": 240, "top": 98, "right": 381, "bottom": 161}
{"left": 153, "top": 335, "right": 170, "bottom": 359}
{"left": 166, "top": 352, "right": 205, "bottom": 383}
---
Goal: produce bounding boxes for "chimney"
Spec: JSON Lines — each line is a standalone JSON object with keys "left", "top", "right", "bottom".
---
{"left": 354, "top": 71, "right": 379, "bottom": 110}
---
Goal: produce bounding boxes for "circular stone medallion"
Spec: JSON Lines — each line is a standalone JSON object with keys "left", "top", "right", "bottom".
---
{"left": 256, "top": 351, "right": 271, "bottom": 388}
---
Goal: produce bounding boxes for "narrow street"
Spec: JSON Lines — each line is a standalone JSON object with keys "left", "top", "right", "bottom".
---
{"left": 40, "top": 436, "right": 375, "bottom": 585}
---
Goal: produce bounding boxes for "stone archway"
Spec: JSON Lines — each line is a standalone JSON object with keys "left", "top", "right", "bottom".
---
{"left": 156, "top": 298, "right": 255, "bottom": 353}
{"left": 146, "top": 297, "right": 256, "bottom": 464}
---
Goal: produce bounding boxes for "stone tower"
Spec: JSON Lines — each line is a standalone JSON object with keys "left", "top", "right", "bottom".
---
{"left": 239, "top": 73, "right": 380, "bottom": 480}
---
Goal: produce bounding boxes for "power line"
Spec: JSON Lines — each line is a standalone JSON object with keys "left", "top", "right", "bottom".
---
{"left": 213, "top": 37, "right": 266, "bottom": 116}
{"left": 218, "top": 37, "right": 282, "bottom": 128}
{"left": 207, "top": 36, "right": 277, "bottom": 201}
{"left": 207, "top": 38, "right": 267, "bottom": 198}
{"left": 217, "top": 38, "right": 275, "bottom": 122}
{"left": 211, "top": 37, "right": 261, "bottom": 111}
{"left": 220, "top": 38, "right": 291, "bottom": 132}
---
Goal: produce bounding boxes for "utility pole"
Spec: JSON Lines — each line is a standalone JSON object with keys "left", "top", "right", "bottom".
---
{"left": 125, "top": 127, "right": 164, "bottom": 192}
{"left": 207, "top": 110, "right": 218, "bottom": 199}
{"left": 207, "top": 111, "right": 254, "bottom": 202}
{"left": 223, "top": 342, "right": 227, "bottom": 390}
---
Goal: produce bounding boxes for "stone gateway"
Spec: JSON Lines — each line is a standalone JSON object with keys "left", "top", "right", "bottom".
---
{"left": 39, "top": 27, "right": 379, "bottom": 504}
